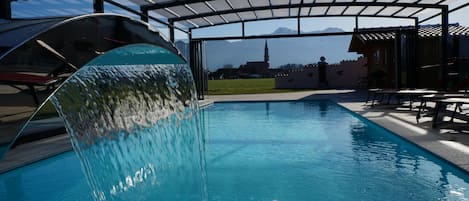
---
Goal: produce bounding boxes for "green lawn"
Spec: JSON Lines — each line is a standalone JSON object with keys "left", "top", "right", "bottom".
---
{"left": 207, "top": 78, "right": 309, "bottom": 95}
{"left": 34, "top": 79, "right": 305, "bottom": 118}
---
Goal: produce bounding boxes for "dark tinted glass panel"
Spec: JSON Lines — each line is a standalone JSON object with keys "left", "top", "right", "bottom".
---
{"left": 0, "top": 14, "right": 178, "bottom": 163}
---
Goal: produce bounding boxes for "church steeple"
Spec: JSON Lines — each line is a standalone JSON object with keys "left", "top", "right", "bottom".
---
{"left": 264, "top": 40, "right": 269, "bottom": 63}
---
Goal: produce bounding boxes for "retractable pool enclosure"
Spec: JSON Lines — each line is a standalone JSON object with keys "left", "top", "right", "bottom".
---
{"left": 2, "top": 0, "right": 468, "bottom": 96}
{"left": 0, "top": 0, "right": 468, "bottom": 164}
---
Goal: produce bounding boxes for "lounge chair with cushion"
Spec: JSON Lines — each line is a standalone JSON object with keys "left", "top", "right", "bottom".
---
{"left": 431, "top": 97, "right": 469, "bottom": 128}
{"left": 416, "top": 93, "right": 468, "bottom": 122}
{"left": 369, "top": 89, "right": 439, "bottom": 110}
{"left": 0, "top": 73, "right": 60, "bottom": 106}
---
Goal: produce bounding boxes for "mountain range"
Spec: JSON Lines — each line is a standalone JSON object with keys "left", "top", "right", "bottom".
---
{"left": 176, "top": 27, "right": 361, "bottom": 71}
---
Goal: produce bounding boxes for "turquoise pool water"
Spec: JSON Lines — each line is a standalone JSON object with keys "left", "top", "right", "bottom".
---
{"left": 2, "top": 101, "right": 469, "bottom": 201}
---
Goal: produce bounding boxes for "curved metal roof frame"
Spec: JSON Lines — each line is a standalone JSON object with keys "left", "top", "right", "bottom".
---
{"left": 132, "top": 0, "right": 469, "bottom": 31}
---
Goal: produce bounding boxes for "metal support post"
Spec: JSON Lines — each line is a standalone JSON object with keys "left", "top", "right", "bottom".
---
{"left": 94, "top": 0, "right": 104, "bottom": 13}
{"left": 355, "top": 16, "right": 359, "bottom": 31}
{"left": 395, "top": 30, "right": 402, "bottom": 89}
{"left": 189, "top": 31, "right": 204, "bottom": 99}
{"left": 0, "top": 0, "right": 11, "bottom": 19}
{"left": 242, "top": 22, "right": 245, "bottom": 37}
{"left": 412, "top": 18, "right": 419, "bottom": 87}
{"left": 169, "top": 21, "right": 175, "bottom": 43}
{"left": 297, "top": 17, "right": 301, "bottom": 35}
{"left": 140, "top": 8, "right": 149, "bottom": 22}
{"left": 440, "top": 6, "right": 449, "bottom": 89}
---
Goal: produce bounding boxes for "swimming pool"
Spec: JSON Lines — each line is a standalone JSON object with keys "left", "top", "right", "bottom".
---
{"left": 1, "top": 101, "right": 469, "bottom": 200}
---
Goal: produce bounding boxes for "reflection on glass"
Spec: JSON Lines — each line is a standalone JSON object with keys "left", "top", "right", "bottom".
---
{"left": 0, "top": 14, "right": 180, "bottom": 162}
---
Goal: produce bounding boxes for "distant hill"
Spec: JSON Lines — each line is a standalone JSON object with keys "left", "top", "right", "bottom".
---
{"left": 176, "top": 27, "right": 361, "bottom": 71}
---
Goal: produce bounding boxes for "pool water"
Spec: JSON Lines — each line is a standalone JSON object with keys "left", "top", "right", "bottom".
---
{"left": 2, "top": 101, "right": 469, "bottom": 201}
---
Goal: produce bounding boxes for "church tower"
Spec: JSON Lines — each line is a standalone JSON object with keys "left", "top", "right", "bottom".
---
{"left": 264, "top": 40, "right": 269, "bottom": 64}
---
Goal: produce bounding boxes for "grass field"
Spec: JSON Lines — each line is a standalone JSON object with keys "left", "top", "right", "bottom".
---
{"left": 207, "top": 78, "right": 308, "bottom": 95}
{"left": 35, "top": 79, "right": 304, "bottom": 118}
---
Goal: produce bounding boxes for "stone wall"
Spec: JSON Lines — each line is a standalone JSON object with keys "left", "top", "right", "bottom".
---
{"left": 275, "top": 57, "right": 367, "bottom": 89}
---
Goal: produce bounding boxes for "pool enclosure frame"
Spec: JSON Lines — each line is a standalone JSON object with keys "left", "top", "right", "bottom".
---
{"left": 1, "top": 0, "right": 468, "bottom": 99}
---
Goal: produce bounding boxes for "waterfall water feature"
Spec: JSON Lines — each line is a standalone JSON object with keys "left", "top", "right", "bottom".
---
{"left": 50, "top": 44, "right": 207, "bottom": 201}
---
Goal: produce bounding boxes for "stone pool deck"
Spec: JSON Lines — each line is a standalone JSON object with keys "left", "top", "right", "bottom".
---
{"left": 205, "top": 89, "right": 469, "bottom": 172}
{"left": 1, "top": 89, "right": 469, "bottom": 173}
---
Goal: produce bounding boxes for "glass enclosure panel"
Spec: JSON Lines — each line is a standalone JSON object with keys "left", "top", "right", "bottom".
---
{"left": 128, "top": 0, "right": 152, "bottom": 6}
{"left": 327, "top": 6, "right": 347, "bottom": 15}
{"left": 192, "top": 22, "right": 242, "bottom": 38}
{"left": 250, "top": 0, "right": 270, "bottom": 7}
{"left": 154, "top": 9, "right": 177, "bottom": 18}
{"left": 291, "top": 0, "right": 302, "bottom": 4}
{"left": 271, "top": 0, "right": 290, "bottom": 5}
{"left": 11, "top": 0, "right": 92, "bottom": 19}
{"left": 377, "top": 6, "right": 404, "bottom": 16}
{"left": 301, "top": 17, "right": 356, "bottom": 32}
{"left": 358, "top": 17, "right": 414, "bottom": 28}
{"left": 238, "top": 11, "right": 257, "bottom": 20}
{"left": 310, "top": 7, "right": 329, "bottom": 15}
{"left": 343, "top": 6, "right": 366, "bottom": 15}
{"left": 245, "top": 18, "right": 297, "bottom": 36}
{"left": 188, "top": 2, "right": 213, "bottom": 14}
{"left": 221, "top": 13, "right": 241, "bottom": 22}
{"left": 0, "top": 18, "right": 65, "bottom": 56}
{"left": 229, "top": 0, "right": 250, "bottom": 9}
{"left": 272, "top": 8, "right": 289, "bottom": 17}
{"left": 442, "top": 0, "right": 468, "bottom": 10}
{"left": 103, "top": 1, "right": 140, "bottom": 20}
{"left": 300, "top": 7, "right": 312, "bottom": 16}
{"left": 190, "top": 18, "right": 212, "bottom": 27}
{"left": 414, "top": 8, "right": 441, "bottom": 19}
{"left": 419, "top": 0, "right": 445, "bottom": 3}
{"left": 0, "top": 14, "right": 177, "bottom": 162}
{"left": 175, "top": 21, "right": 195, "bottom": 29}
{"left": 206, "top": 16, "right": 225, "bottom": 25}
{"left": 174, "top": 29, "right": 189, "bottom": 60}
{"left": 394, "top": 7, "right": 421, "bottom": 17}
{"left": 207, "top": 0, "right": 231, "bottom": 11}
{"left": 169, "top": 5, "right": 194, "bottom": 17}
{"left": 449, "top": 6, "right": 469, "bottom": 26}
{"left": 189, "top": 20, "right": 202, "bottom": 28}
{"left": 290, "top": 8, "right": 300, "bottom": 16}
{"left": 111, "top": 0, "right": 140, "bottom": 10}
{"left": 361, "top": 6, "right": 385, "bottom": 15}
{"left": 256, "top": 10, "right": 274, "bottom": 18}
{"left": 397, "top": 0, "right": 419, "bottom": 3}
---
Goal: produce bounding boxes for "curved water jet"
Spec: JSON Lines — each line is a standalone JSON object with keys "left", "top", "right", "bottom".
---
{"left": 51, "top": 44, "right": 206, "bottom": 201}
{"left": 0, "top": 13, "right": 182, "bottom": 159}
{"left": 0, "top": 14, "right": 206, "bottom": 200}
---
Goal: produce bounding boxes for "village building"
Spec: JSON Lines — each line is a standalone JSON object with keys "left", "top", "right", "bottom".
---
{"left": 349, "top": 24, "right": 469, "bottom": 89}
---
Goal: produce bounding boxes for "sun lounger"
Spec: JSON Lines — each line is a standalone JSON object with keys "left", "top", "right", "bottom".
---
{"left": 0, "top": 73, "right": 59, "bottom": 106}
{"left": 416, "top": 93, "right": 468, "bottom": 121}
{"left": 369, "top": 89, "right": 397, "bottom": 106}
{"left": 432, "top": 97, "right": 469, "bottom": 128}
{"left": 369, "top": 89, "right": 438, "bottom": 110}
{"left": 365, "top": 88, "right": 381, "bottom": 104}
